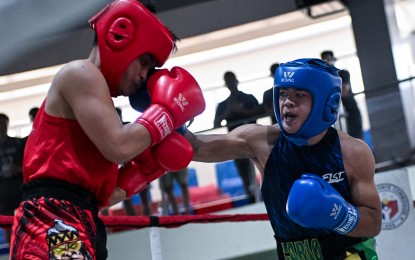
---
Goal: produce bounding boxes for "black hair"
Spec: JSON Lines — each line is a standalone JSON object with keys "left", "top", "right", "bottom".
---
{"left": 142, "top": 1, "right": 156, "bottom": 13}
{"left": 223, "top": 71, "right": 239, "bottom": 89}
{"left": 29, "top": 107, "right": 39, "bottom": 118}
{"left": 270, "top": 63, "right": 280, "bottom": 76}
{"left": 0, "top": 113, "right": 9, "bottom": 124}
{"left": 320, "top": 50, "right": 334, "bottom": 58}
{"left": 224, "top": 71, "right": 236, "bottom": 79}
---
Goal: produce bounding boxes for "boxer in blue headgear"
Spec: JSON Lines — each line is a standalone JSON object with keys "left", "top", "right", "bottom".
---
{"left": 182, "top": 58, "right": 381, "bottom": 259}
{"left": 273, "top": 58, "right": 342, "bottom": 146}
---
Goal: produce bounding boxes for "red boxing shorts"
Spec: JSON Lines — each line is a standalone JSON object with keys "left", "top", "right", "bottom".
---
{"left": 9, "top": 179, "right": 107, "bottom": 260}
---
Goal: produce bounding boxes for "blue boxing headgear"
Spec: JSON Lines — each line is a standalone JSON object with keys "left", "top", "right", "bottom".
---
{"left": 274, "top": 58, "right": 342, "bottom": 146}
{"left": 129, "top": 68, "right": 159, "bottom": 112}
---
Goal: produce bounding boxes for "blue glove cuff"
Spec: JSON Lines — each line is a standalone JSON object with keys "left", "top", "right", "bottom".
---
{"left": 333, "top": 203, "right": 360, "bottom": 235}
{"left": 175, "top": 124, "right": 187, "bottom": 135}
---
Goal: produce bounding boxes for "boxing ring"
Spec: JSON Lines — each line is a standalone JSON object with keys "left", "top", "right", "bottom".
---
{"left": 1, "top": 167, "right": 415, "bottom": 259}
{"left": 0, "top": 213, "right": 270, "bottom": 231}
{"left": 0, "top": 204, "right": 276, "bottom": 259}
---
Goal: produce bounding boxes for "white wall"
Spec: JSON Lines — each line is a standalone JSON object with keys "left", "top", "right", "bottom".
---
{"left": 0, "top": 14, "right": 361, "bottom": 203}
{"left": 0, "top": 15, "right": 358, "bottom": 135}
{"left": 164, "top": 16, "right": 356, "bottom": 132}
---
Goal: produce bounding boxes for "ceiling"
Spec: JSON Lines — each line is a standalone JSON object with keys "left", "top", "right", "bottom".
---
{"left": 0, "top": 0, "right": 348, "bottom": 78}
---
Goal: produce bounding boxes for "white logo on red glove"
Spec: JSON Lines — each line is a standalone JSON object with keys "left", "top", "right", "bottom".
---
{"left": 174, "top": 93, "right": 188, "bottom": 112}
{"left": 155, "top": 113, "right": 173, "bottom": 139}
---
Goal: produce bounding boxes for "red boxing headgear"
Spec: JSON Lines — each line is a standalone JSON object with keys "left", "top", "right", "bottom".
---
{"left": 89, "top": 0, "right": 174, "bottom": 96}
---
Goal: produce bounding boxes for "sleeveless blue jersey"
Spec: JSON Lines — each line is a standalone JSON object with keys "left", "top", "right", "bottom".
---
{"left": 261, "top": 127, "right": 352, "bottom": 240}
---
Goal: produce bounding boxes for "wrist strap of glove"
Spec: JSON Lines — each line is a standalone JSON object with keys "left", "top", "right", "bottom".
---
{"left": 135, "top": 104, "right": 174, "bottom": 146}
{"left": 333, "top": 203, "right": 360, "bottom": 235}
{"left": 175, "top": 124, "right": 187, "bottom": 135}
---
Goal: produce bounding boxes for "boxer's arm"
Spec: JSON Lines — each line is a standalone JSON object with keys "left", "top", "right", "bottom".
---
{"left": 341, "top": 135, "right": 381, "bottom": 237}
{"left": 153, "top": 132, "right": 194, "bottom": 171}
{"left": 117, "top": 132, "right": 194, "bottom": 199}
{"left": 50, "top": 60, "right": 152, "bottom": 164}
{"left": 51, "top": 63, "right": 204, "bottom": 164}
{"left": 288, "top": 136, "right": 382, "bottom": 237}
{"left": 184, "top": 124, "right": 270, "bottom": 163}
{"left": 107, "top": 186, "right": 127, "bottom": 207}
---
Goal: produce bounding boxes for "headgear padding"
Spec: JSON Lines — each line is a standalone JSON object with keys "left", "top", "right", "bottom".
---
{"left": 89, "top": 0, "right": 174, "bottom": 96}
{"left": 129, "top": 68, "right": 158, "bottom": 112}
{"left": 273, "top": 58, "right": 342, "bottom": 146}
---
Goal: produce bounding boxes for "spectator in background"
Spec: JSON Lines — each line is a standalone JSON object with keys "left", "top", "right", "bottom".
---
{"left": 321, "top": 50, "right": 363, "bottom": 139}
{"left": 262, "top": 63, "right": 280, "bottom": 124}
{"left": 23, "top": 107, "right": 39, "bottom": 146}
{"left": 159, "top": 167, "right": 191, "bottom": 215}
{"left": 28, "top": 107, "right": 39, "bottom": 123}
{"left": 0, "top": 113, "right": 24, "bottom": 243}
{"left": 138, "top": 185, "right": 152, "bottom": 216}
{"left": 214, "top": 71, "right": 262, "bottom": 204}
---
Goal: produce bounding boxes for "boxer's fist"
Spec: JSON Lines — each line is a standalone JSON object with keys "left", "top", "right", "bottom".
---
{"left": 286, "top": 174, "right": 359, "bottom": 235}
{"left": 153, "top": 132, "right": 193, "bottom": 171}
{"left": 117, "top": 149, "right": 166, "bottom": 198}
{"left": 147, "top": 67, "right": 205, "bottom": 127}
{"left": 135, "top": 67, "right": 205, "bottom": 146}
{"left": 116, "top": 133, "right": 194, "bottom": 198}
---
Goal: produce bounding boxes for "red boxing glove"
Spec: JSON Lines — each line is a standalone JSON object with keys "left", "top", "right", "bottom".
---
{"left": 117, "top": 149, "right": 165, "bottom": 199}
{"left": 153, "top": 132, "right": 193, "bottom": 172}
{"left": 135, "top": 67, "right": 205, "bottom": 146}
{"left": 117, "top": 132, "right": 194, "bottom": 198}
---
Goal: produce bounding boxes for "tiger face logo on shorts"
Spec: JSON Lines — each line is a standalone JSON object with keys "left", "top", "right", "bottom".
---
{"left": 46, "top": 219, "right": 93, "bottom": 260}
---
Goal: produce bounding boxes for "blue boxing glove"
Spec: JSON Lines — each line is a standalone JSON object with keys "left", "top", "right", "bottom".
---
{"left": 286, "top": 174, "right": 359, "bottom": 235}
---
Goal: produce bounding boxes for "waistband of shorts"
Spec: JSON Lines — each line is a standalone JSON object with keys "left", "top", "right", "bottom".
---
{"left": 275, "top": 234, "right": 364, "bottom": 259}
{"left": 22, "top": 178, "right": 99, "bottom": 213}
{"left": 0, "top": 174, "right": 23, "bottom": 181}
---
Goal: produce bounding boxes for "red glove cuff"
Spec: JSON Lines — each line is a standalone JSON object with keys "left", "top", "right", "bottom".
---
{"left": 135, "top": 104, "right": 174, "bottom": 146}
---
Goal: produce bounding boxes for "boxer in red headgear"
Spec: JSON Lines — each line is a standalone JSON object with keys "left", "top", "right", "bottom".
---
{"left": 89, "top": 0, "right": 175, "bottom": 96}
{"left": 9, "top": 1, "right": 205, "bottom": 259}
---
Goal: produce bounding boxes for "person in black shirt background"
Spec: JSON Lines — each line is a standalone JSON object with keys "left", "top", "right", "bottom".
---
{"left": 0, "top": 113, "right": 24, "bottom": 243}
{"left": 321, "top": 50, "right": 363, "bottom": 139}
{"left": 214, "top": 71, "right": 262, "bottom": 203}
